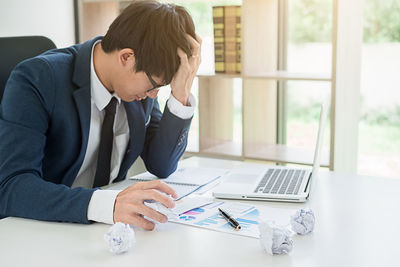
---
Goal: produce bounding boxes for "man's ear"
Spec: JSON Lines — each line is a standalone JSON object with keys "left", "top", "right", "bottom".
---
{"left": 118, "top": 48, "right": 135, "bottom": 67}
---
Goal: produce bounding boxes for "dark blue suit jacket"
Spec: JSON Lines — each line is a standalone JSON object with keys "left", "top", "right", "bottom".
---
{"left": 0, "top": 37, "right": 191, "bottom": 223}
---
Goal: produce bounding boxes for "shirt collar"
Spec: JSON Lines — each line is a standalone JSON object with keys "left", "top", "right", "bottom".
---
{"left": 90, "top": 40, "right": 121, "bottom": 111}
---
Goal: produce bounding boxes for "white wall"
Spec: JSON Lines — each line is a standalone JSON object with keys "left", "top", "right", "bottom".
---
{"left": 0, "top": 0, "right": 75, "bottom": 48}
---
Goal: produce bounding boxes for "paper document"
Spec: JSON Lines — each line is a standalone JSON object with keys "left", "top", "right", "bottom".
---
{"left": 172, "top": 196, "right": 214, "bottom": 215}
{"left": 128, "top": 167, "right": 229, "bottom": 200}
{"left": 169, "top": 201, "right": 295, "bottom": 238}
{"left": 145, "top": 196, "right": 214, "bottom": 220}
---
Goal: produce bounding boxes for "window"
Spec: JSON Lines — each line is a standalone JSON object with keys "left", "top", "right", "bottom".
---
{"left": 280, "top": 0, "right": 333, "bottom": 165}
{"left": 358, "top": 0, "right": 400, "bottom": 178}
{"left": 285, "top": 81, "right": 331, "bottom": 166}
{"left": 287, "top": 0, "right": 332, "bottom": 74}
{"left": 76, "top": 0, "right": 372, "bottom": 172}
{"left": 174, "top": 0, "right": 334, "bottom": 165}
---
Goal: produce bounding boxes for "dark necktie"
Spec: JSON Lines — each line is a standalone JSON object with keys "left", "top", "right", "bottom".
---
{"left": 93, "top": 97, "right": 118, "bottom": 188}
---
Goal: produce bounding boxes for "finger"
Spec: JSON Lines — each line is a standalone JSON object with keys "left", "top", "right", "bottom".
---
{"left": 138, "top": 189, "right": 176, "bottom": 209}
{"left": 133, "top": 180, "right": 178, "bottom": 199}
{"left": 177, "top": 47, "right": 190, "bottom": 68}
{"left": 115, "top": 212, "right": 155, "bottom": 230}
{"left": 175, "top": 48, "right": 192, "bottom": 80}
{"left": 195, "top": 33, "right": 202, "bottom": 45}
{"left": 130, "top": 214, "right": 156, "bottom": 230}
{"left": 185, "top": 35, "right": 201, "bottom": 70}
{"left": 133, "top": 202, "right": 168, "bottom": 223}
{"left": 186, "top": 34, "right": 201, "bottom": 56}
{"left": 188, "top": 54, "right": 201, "bottom": 70}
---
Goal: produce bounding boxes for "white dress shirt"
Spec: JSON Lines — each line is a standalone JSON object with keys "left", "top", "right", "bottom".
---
{"left": 71, "top": 40, "right": 196, "bottom": 224}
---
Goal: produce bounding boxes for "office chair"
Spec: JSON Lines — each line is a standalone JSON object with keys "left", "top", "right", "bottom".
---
{"left": 0, "top": 36, "right": 56, "bottom": 103}
{"left": 0, "top": 36, "right": 55, "bottom": 220}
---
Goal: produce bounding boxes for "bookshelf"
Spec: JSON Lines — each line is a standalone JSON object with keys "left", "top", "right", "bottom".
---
{"left": 195, "top": 0, "right": 332, "bottom": 167}
{"left": 198, "top": 72, "right": 332, "bottom": 81}
{"left": 76, "top": 0, "right": 340, "bottom": 169}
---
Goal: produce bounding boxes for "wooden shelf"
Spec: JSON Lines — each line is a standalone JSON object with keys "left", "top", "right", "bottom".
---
{"left": 187, "top": 142, "right": 329, "bottom": 167}
{"left": 245, "top": 71, "right": 331, "bottom": 81}
{"left": 185, "top": 141, "right": 243, "bottom": 161}
{"left": 200, "top": 141, "right": 242, "bottom": 157}
{"left": 82, "top": 0, "right": 118, "bottom": 3}
{"left": 198, "top": 73, "right": 242, "bottom": 79}
{"left": 245, "top": 143, "right": 330, "bottom": 167}
{"left": 197, "top": 71, "right": 331, "bottom": 81}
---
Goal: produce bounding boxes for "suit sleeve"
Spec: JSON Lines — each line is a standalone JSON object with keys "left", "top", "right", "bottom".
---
{"left": 0, "top": 58, "right": 95, "bottom": 223}
{"left": 140, "top": 97, "right": 193, "bottom": 178}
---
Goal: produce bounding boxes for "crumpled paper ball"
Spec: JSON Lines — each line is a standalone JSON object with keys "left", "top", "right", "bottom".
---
{"left": 259, "top": 221, "right": 293, "bottom": 255}
{"left": 290, "top": 209, "right": 315, "bottom": 235}
{"left": 104, "top": 222, "right": 136, "bottom": 254}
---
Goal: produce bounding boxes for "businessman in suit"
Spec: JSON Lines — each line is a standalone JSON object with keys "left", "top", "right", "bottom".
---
{"left": 0, "top": 0, "right": 201, "bottom": 230}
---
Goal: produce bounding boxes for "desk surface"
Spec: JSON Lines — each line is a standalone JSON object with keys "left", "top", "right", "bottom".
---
{"left": 1, "top": 156, "right": 399, "bottom": 267}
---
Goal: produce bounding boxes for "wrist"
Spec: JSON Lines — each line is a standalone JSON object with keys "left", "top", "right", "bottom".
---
{"left": 88, "top": 189, "right": 121, "bottom": 224}
{"left": 113, "top": 192, "right": 120, "bottom": 223}
{"left": 172, "top": 92, "right": 189, "bottom": 106}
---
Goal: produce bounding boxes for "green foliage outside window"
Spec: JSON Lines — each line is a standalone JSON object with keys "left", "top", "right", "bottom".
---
{"left": 177, "top": 0, "right": 400, "bottom": 43}
{"left": 363, "top": 0, "right": 400, "bottom": 43}
{"left": 173, "top": 1, "right": 241, "bottom": 38}
{"left": 289, "top": 0, "right": 332, "bottom": 43}
{"left": 289, "top": 0, "right": 400, "bottom": 43}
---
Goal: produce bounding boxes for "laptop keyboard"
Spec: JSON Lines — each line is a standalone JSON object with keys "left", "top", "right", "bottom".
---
{"left": 253, "top": 169, "right": 306, "bottom": 195}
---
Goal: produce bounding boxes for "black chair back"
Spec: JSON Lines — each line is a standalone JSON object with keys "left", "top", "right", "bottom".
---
{"left": 0, "top": 36, "right": 56, "bottom": 102}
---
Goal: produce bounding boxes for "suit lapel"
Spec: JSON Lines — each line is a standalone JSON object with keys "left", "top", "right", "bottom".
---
{"left": 63, "top": 37, "right": 102, "bottom": 186}
{"left": 73, "top": 86, "right": 91, "bottom": 157}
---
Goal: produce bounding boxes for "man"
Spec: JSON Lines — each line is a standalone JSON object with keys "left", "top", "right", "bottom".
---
{"left": 0, "top": 0, "right": 201, "bottom": 230}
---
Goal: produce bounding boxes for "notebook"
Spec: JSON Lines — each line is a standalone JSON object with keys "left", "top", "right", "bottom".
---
{"left": 107, "top": 167, "right": 229, "bottom": 200}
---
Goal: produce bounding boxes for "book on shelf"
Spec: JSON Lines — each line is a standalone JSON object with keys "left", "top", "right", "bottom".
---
{"left": 235, "top": 6, "right": 241, "bottom": 73}
{"left": 224, "top": 6, "right": 237, "bottom": 74}
{"left": 213, "top": 6, "right": 225, "bottom": 73}
{"left": 212, "top": 5, "right": 241, "bottom": 74}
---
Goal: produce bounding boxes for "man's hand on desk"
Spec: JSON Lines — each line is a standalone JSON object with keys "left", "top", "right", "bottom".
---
{"left": 113, "top": 180, "right": 178, "bottom": 230}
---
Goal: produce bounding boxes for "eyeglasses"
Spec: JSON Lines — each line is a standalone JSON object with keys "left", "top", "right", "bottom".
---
{"left": 146, "top": 72, "right": 164, "bottom": 92}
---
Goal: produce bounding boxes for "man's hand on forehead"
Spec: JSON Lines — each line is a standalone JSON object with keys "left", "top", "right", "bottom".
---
{"left": 169, "top": 33, "right": 202, "bottom": 106}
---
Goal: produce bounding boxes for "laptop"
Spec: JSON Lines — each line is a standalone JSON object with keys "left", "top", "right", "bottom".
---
{"left": 212, "top": 104, "right": 328, "bottom": 203}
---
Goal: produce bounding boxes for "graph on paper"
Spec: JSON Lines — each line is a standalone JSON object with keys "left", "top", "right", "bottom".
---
{"left": 170, "top": 201, "right": 294, "bottom": 238}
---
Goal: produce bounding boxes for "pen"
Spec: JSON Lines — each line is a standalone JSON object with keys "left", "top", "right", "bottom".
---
{"left": 218, "top": 208, "right": 241, "bottom": 231}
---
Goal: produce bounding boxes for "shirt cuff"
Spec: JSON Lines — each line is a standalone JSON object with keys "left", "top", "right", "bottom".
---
{"left": 87, "top": 189, "right": 121, "bottom": 224}
{"left": 167, "top": 93, "right": 196, "bottom": 119}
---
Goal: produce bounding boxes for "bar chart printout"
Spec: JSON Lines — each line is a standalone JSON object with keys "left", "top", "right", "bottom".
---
{"left": 170, "top": 201, "right": 294, "bottom": 238}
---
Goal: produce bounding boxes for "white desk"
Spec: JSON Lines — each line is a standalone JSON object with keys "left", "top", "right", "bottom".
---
{"left": 1, "top": 156, "right": 399, "bottom": 267}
